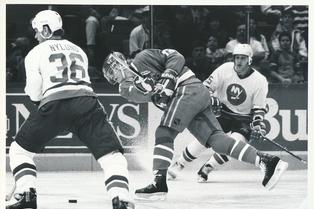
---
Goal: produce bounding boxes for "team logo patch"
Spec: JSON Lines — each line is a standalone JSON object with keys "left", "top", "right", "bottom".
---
{"left": 226, "top": 84, "right": 246, "bottom": 105}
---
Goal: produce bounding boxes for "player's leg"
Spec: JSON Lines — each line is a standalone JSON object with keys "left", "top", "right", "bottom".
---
{"left": 135, "top": 84, "right": 210, "bottom": 199}
{"left": 189, "top": 109, "right": 288, "bottom": 189}
{"left": 197, "top": 152, "right": 228, "bottom": 182}
{"left": 209, "top": 132, "right": 288, "bottom": 189}
{"left": 7, "top": 101, "right": 67, "bottom": 209}
{"left": 98, "top": 151, "right": 134, "bottom": 209}
{"left": 76, "top": 98, "right": 134, "bottom": 209}
{"left": 7, "top": 141, "right": 37, "bottom": 209}
{"left": 165, "top": 84, "right": 212, "bottom": 180}
{"left": 197, "top": 132, "right": 244, "bottom": 182}
{"left": 197, "top": 121, "right": 252, "bottom": 182}
{"left": 168, "top": 139, "right": 206, "bottom": 180}
{"left": 135, "top": 126, "right": 178, "bottom": 200}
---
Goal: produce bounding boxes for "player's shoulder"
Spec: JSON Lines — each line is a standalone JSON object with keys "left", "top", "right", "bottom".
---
{"left": 215, "top": 62, "right": 234, "bottom": 73}
{"left": 208, "top": 62, "right": 233, "bottom": 80}
{"left": 135, "top": 49, "right": 160, "bottom": 59}
{"left": 252, "top": 68, "right": 268, "bottom": 84}
{"left": 133, "top": 50, "right": 149, "bottom": 62}
{"left": 25, "top": 43, "right": 43, "bottom": 62}
{"left": 63, "top": 39, "right": 85, "bottom": 53}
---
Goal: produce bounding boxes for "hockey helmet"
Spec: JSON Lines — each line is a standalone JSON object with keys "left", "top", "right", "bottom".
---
{"left": 103, "top": 52, "right": 128, "bottom": 85}
{"left": 32, "top": 10, "right": 63, "bottom": 35}
{"left": 232, "top": 44, "right": 253, "bottom": 65}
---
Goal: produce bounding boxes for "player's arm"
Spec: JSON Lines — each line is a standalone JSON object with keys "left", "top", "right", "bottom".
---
{"left": 250, "top": 77, "right": 269, "bottom": 142}
{"left": 119, "top": 79, "right": 153, "bottom": 103}
{"left": 150, "top": 49, "right": 185, "bottom": 110}
{"left": 24, "top": 50, "right": 43, "bottom": 104}
{"left": 252, "top": 76, "right": 268, "bottom": 118}
{"left": 161, "top": 49, "right": 185, "bottom": 75}
{"left": 203, "top": 64, "right": 224, "bottom": 115}
{"left": 202, "top": 63, "right": 224, "bottom": 93}
{"left": 249, "top": 107, "right": 267, "bottom": 142}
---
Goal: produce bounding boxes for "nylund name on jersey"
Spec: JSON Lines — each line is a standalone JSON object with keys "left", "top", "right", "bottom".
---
{"left": 49, "top": 43, "right": 79, "bottom": 53}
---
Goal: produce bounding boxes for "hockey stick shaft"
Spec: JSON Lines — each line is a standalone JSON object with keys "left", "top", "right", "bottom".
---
{"left": 263, "top": 136, "right": 307, "bottom": 164}
{"left": 220, "top": 109, "right": 307, "bottom": 165}
{"left": 110, "top": 53, "right": 144, "bottom": 79}
{"left": 6, "top": 182, "right": 16, "bottom": 201}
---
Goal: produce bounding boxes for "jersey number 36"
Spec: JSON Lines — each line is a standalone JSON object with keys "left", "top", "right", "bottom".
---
{"left": 49, "top": 52, "right": 86, "bottom": 83}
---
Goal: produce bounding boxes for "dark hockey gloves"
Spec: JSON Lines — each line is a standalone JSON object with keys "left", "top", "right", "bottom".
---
{"left": 250, "top": 116, "right": 266, "bottom": 142}
{"left": 210, "top": 96, "right": 222, "bottom": 117}
{"left": 151, "top": 69, "right": 178, "bottom": 110}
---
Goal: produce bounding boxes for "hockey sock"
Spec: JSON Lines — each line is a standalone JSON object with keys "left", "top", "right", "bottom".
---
{"left": 153, "top": 126, "right": 178, "bottom": 171}
{"left": 9, "top": 141, "right": 37, "bottom": 194}
{"left": 206, "top": 153, "right": 229, "bottom": 168}
{"left": 178, "top": 140, "right": 207, "bottom": 165}
{"left": 206, "top": 132, "right": 246, "bottom": 168}
{"left": 98, "top": 151, "right": 131, "bottom": 202}
{"left": 208, "top": 133, "right": 258, "bottom": 165}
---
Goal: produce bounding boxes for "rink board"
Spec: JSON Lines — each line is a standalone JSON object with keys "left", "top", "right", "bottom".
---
{"left": 5, "top": 84, "right": 308, "bottom": 171}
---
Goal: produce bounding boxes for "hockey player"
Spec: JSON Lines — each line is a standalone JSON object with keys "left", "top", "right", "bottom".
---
{"left": 102, "top": 48, "right": 288, "bottom": 201}
{"left": 6, "top": 10, "right": 134, "bottom": 209}
{"left": 167, "top": 44, "right": 273, "bottom": 183}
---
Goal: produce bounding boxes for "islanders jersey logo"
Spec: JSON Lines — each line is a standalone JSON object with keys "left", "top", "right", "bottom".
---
{"left": 226, "top": 84, "right": 247, "bottom": 105}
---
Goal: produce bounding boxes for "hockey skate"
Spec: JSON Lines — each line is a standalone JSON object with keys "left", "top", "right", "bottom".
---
{"left": 112, "top": 196, "right": 135, "bottom": 209}
{"left": 167, "top": 161, "right": 184, "bottom": 180}
{"left": 6, "top": 188, "right": 37, "bottom": 209}
{"left": 135, "top": 174, "right": 168, "bottom": 201}
{"left": 258, "top": 152, "right": 288, "bottom": 190}
{"left": 197, "top": 163, "right": 214, "bottom": 183}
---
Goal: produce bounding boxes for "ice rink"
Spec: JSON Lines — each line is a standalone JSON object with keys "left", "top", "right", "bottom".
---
{"left": 6, "top": 169, "right": 307, "bottom": 209}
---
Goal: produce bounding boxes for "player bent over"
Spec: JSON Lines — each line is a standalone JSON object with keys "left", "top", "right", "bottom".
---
{"left": 6, "top": 10, "right": 134, "bottom": 209}
{"left": 168, "top": 44, "right": 280, "bottom": 183}
{"left": 102, "top": 48, "right": 288, "bottom": 201}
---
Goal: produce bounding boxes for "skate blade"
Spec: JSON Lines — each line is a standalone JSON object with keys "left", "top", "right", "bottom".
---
{"left": 265, "top": 160, "right": 288, "bottom": 190}
{"left": 134, "top": 192, "right": 167, "bottom": 201}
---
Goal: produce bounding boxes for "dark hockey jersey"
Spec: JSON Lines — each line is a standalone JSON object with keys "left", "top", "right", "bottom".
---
{"left": 119, "top": 49, "right": 200, "bottom": 103}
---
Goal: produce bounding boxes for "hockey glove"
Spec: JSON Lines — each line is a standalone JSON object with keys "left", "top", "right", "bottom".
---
{"left": 210, "top": 96, "right": 222, "bottom": 117}
{"left": 133, "top": 76, "right": 155, "bottom": 94}
{"left": 250, "top": 118, "right": 266, "bottom": 142}
{"left": 151, "top": 69, "right": 178, "bottom": 110}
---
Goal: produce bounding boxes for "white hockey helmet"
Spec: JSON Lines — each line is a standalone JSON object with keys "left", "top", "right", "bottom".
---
{"left": 32, "top": 10, "right": 63, "bottom": 34}
{"left": 232, "top": 44, "right": 253, "bottom": 65}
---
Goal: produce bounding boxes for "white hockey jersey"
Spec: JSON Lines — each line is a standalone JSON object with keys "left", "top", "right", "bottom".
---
{"left": 24, "top": 39, "right": 93, "bottom": 103}
{"left": 203, "top": 62, "right": 268, "bottom": 114}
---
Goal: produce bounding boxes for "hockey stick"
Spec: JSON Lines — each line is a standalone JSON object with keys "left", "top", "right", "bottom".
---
{"left": 110, "top": 53, "right": 145, "bottom": 79}
{"left": 221, "top": 108, "right": 307, "bottom": 165}
{"left": 6, "top": 182, "right": 16, "bottom": 201}
{"left": 262, "top": 136, "right": 307, "bottom": 165}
